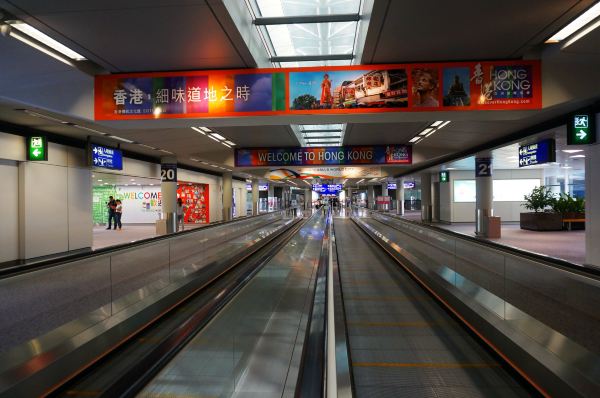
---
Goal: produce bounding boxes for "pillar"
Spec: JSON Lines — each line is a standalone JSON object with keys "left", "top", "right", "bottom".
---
{"left": 475, "top": 152, "right": 493, "bottom": 236}
{"left": 222, "top": 172, "right": 233, "bottom": 221}
{"left": 252, "top": 180, "right": 259, "bottom": 215}
{"left": 397, "top": 178, "right": 405, "bottom": 216}
{"left": 161, "top": 156, "right": 178, "bottom": 233}
{"left": 305, "top": 188, "right": 312, "bottom": 210}
{"left": 585, "top": 142, "right": 600, "bottom": 267}
{"left": 268, "top": 184, "right": 275, "bottom": 211}
{"left": 367, "top": 185, "right": 375, "bottom": 210}
{"left": 421, "top": 172, "right": 432, "bottom": 222}
{"left": 347, "top": 188, "right": 353, "bottom": 207}
{"left": 382, "top": 182, "right": 388, "bottom": 197}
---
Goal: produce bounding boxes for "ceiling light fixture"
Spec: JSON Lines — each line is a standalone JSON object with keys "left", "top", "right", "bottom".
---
{"left": 2, "top": 25, "right": 75, "bottom": 66}
{"left": 418, "top": 128, "right": 433, "bottom": 136}
{"left": 138, "top": 143, "right": 156, "bottom": 150}
{"left": 21, "top": 109, "right": 69, "bottom": 124}
{"left": 158, "top": 149, "right": 174, "bottom": 154}
{"left": 190, "top": 157, "right": 200, "bottom": 162}
{"left": 431, "top": 121, "right": 444, "bottom": 127}
{"left": 222, "top": 143, "right": 232, "bottom": 148}
{"left": 191, "top": 127, "right": 206, "bottom": 135}
{"left": 437, "top": 121, "right": 451, "bottom": 129}
{"left": 545, "top": 2, "right": 600, "bottom": 43}
{"left": 199, "top": 127, "right": 212, "bottom": 133}
{"left": 224, "top": 140, "right": 236, "bottom": 146}
{"left": 562, "top": 149, "right": 583, "bottom": 153}
{"left": 210, "top": 133, "right": 226, "bottom": 141}
{"left": 207, "top": 135, "right": 220, "bottom": 143}
{"left": 5, "top": 20, "right": 86, "bottom": 61}
{"left": 409, "top": 137, "right": 421, "bottom": 143}
{"left": 109, "top": 135, "right": 135, "bottom": 143}
{"left": 73, "top": 125, "right": 107, "bottom": 135}
{"left": 570, "top": 154, "right": 586, "bottom": 158}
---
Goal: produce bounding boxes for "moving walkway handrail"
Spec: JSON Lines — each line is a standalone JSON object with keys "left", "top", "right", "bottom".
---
{"left": 363, "top": 207, "right": 600, "bottom": 278}
{"left": 295, "top": 206, "right": 330, "bottom": 398}
{"left": 0, "top": 207, "right": 299, "bottom": 279}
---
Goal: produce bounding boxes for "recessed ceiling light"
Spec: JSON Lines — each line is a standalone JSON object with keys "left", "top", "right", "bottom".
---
{"left": 207, "top": 135, "right": 220, "bottom": 142}
{"left": 109, "top": 135, "right": 135, "bottom": 143}
{"left": 409, "top": 137, "right": 421, "bottom": 143}
{"left": 419, "top": 128, "right": 433, "bottom": 136}
{"left": 190, "top": 157, "right": 200, "bottom": 162}
{"left": 224, "top": 140, "right": 236, "bottom": 146}
{"left": 200, "top": 127, "right": 212, "bottom": 132}
{"left": 431, "top": 121, "right": 444, "bottom": 127}
{"left": 437, "top": 121, "right": 451, "bottom": 129}
{"left": 562, "top": 149, "right": 583, "bottom": 153}
{"left": 211, "top": 164, "right": 218, "bottom": 167}
{"left": 545, "top": 3, "right": 600, "bottom": 43}
{"left": 191, "top": 127, "right": 206, "bottom": 135}
{"left": 158, "top": 149, "right": 174, "bottom": 154}
{"left": 561, "top": 166, "right": 572, "bottom": 169}
{"left": 138, "top": 143, "right": 156, "bottom": 150}
{"left": 97, "top": 179, "right": 103, "bottom": 182}
{"left": 201, "top": 161, "right": 208, "bottom": 165}
{"left": 73, "top": 125, "right": 106, "bottom": 135}
{"left": 570, "top": 154, "right": 586, "bottom": 158}
{"left": 130, "top": 179, "right": 135, "bottom": 181}
{"left": 222, "top": 143, "right": 232, "bottom": 148}
{"left": 210, "top": 133, "right": 226, "bottom": 141}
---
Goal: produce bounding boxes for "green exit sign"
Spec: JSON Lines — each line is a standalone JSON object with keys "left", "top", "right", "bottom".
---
{"left": 439, "top": 171, "right": 449, "bottom": 183}
{"left": 567, "top": 113, "right": 596, "bottom": 145}
{"left": 27, "top": 136, "right": 48, "bottom": 161}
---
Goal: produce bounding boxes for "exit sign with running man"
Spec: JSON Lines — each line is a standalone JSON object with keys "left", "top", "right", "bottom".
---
{"left": 26, "top": 136, "right": 48, "bottom": 161}
{"left": 568, "top": 113, "right": 596, "bottom": 145}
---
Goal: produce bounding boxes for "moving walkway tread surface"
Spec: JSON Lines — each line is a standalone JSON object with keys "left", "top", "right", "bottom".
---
{"left": 334, "top": 217, "right": 537, "bottom": 398}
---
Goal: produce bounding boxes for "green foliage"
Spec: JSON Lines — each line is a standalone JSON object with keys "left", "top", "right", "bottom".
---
{"left": 522, "top": 186, "right": 555, "bottom": 213}
{"left": 551, "top": 193, "right": 585, "bottom": 214}
{"left": 292, "top": 94, "right": 317, "bottom": 110}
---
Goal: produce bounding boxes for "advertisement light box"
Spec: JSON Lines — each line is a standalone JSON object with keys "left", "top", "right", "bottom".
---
{"left": 518, "top": 139, "right": 555, "bottom": 167}
{"left": 90, "top": 144, "right": 123, "bottom": 170}
{"left": 387, "top": 182, "right": 397, "bottom": 190}
{"left": 453, "top": 179, "right": 541, "bottom": 202}
{"left": 403, "top": 181, "right": 415, "bottom": 189}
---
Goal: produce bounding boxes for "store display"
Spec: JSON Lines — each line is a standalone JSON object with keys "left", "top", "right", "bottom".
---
{"left": 177, "top": 183, "right": 210, "bottom": 224}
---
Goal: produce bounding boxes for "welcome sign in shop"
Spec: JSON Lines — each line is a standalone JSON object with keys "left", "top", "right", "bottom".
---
{"left": 95, "top": 60, "right": 541, "bottom": 120}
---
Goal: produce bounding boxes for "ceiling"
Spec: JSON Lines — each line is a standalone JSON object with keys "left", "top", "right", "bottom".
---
{"left": 0, "top": 0, "right": 599, "bottom": 185}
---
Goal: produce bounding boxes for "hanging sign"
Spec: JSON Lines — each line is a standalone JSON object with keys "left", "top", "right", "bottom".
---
{"left": 439, "top": 171, "right": 450, "bottom": 182}
{"left": 387, "top": 182, "right": 397, "bottom": 189}
{"left": 518, "top": 139, "right": 555, "bottom": 167}
{"left": 95, "top": 60, "right": 541, "bottom": 120}
{"left": 312, "top": 184, "right": 342, "bottom": 194}
{"left": 236, "top": 145, "right": 411, "bottom": 167}
{"left": 161, "top": 163, "right": 178, "bottom": 182}
{"left": 90, "top": 144, "right": 123, "bottom": 170}
{"left": 475, "top": 158, "right": 492, "bottom": 177}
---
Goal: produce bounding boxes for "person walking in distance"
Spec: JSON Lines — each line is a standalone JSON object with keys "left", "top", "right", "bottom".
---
{"left": 106, "top": 196, "right": 117, "bottom": 230}
{"left": 177, "top": 197, "right": 186, "bottom": 231}
{"left": 115, "top": 199, "right": 123, "bottom": 230}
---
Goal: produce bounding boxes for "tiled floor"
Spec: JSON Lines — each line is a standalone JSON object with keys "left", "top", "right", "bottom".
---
{"left": 394, "top": 210, "right": 585, "bottom": 265}
{"left": 92, "top": 224, "right": 204, "bottom": 250}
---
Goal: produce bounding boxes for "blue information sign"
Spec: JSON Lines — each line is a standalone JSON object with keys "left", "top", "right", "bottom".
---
{"left": 312, "top": 184, "right": 342, "bottom": 194}
{"left": 518, "top": 139, "right": 555, "bottom": 167}
{"left": 91, "top": 144, "right": 123, "bottom": 170}
{"left": 387, "top": 182, "right": 397, "bottom": 190}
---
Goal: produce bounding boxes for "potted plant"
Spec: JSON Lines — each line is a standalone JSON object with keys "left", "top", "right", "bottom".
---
{"left": 520, "top": 186, "right": 562, "bottom": 231}
{"left": 552, "top": 193, "right": 585, "bottom": 230}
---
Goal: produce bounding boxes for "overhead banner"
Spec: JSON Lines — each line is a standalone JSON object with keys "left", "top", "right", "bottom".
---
{"left": 266, "top": 166, "right": 383, "bottom": 180}
{"left": 94, "top": 60, "right": 541, "bottom": 120}
{"left": 236, "top": 145, "right": 411, "bottom": 167}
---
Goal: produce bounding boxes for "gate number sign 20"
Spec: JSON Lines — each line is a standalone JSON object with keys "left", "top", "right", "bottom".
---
{"left": 475, "top": 158, "right": 492, "bottom": 177}
{"left": 161, "top": 164, "right": 177, "bottom": 181}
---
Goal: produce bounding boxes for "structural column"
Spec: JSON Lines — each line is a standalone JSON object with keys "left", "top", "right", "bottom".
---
{"left": 396, "top": 178, "right": 405, "bottom": 216}
{"left": 160, "top": 156, "right": 178, "bottom": 233}
{"left": 347, "top": 188, "right": 353, "bottom": 207}
{"left": 222, "top": 172, "right": 233, "bottom": 221}
{"left": 367, "top": 185, "right": 375, "bottom": 210}
{"left": 420, "top": 172, "right": 432, "bottom": 222}
{"left": 305, "top": 188, "right": 311, "bottom": 210}
{"left": 475, "top": 152, "right": 493, "bottom": 236}
{"left": 251, "top": 180, "right": 259, "bottom": 216}
{"left": 585, "top": 142, "right": 600, "bottom": 267}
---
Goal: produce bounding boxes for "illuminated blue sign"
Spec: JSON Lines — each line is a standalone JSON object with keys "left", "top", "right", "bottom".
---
{"left": 387, "top": 182, "right": 397, "bottom": 189}
{"left": 518, "top": 139, "right": 555, "bottom": 167}
{"left": 312, "top": 184, "right": 342, "bottom": 194}
{"left": 91, "top": 144, "right": 123, "bottom": 170}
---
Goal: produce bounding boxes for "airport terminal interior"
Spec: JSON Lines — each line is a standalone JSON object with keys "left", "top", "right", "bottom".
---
{"left": 0, "top": 1, "right": 599, "bottom": 397}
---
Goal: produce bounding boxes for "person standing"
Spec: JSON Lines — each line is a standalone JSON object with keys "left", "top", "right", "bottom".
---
{"left": 106, "top": 196, "right": 117, "bottom": 230}
{"left": 176, "top": 197, "right": 186, "bottom": 231}
{"left": 115, "top": 199, "right": 123, "bottom": 230}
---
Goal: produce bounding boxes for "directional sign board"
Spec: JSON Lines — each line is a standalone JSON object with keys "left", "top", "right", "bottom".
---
{"left": 312, "top": 184, "right": 342, "bottom": 194}
{"left": 568, "top": 113, "right": 596, "bottom": 145}
{"left": 387, "top": 182, "right": 397, "bottom": 190}
{"left": 519, "top": 139, "right": 556, "bottom": 167}
{"left": 90, "top": 144, "right": 123, "bottom": 170}
{"left": 27, "top": 136, "right": 48, "bottom": 161}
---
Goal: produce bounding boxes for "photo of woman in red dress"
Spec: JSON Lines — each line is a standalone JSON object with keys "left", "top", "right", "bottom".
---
{"left": 320, "top": 73, "right": 332, "bottom": 108}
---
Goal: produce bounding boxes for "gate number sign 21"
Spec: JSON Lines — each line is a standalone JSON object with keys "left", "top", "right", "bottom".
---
{"left": 475, "top": 158, "right": 492, "bottom": 177}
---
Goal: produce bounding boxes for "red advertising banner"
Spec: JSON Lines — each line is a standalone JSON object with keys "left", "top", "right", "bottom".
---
{"left": 95, "top": 60, "right": 541, "bottom": 120}
{"left": 177, "top": 183, "right": 209, "bottom": 224}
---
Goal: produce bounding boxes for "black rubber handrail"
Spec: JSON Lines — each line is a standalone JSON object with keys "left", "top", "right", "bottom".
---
{"left": 0, "top": 208, "right": 299, "bottom": 279}
{"left": 368, "top": 209, "right": 600, "bottom": 279}
{"left": 295, "top": 207, "right": 330, "bottom": 398}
